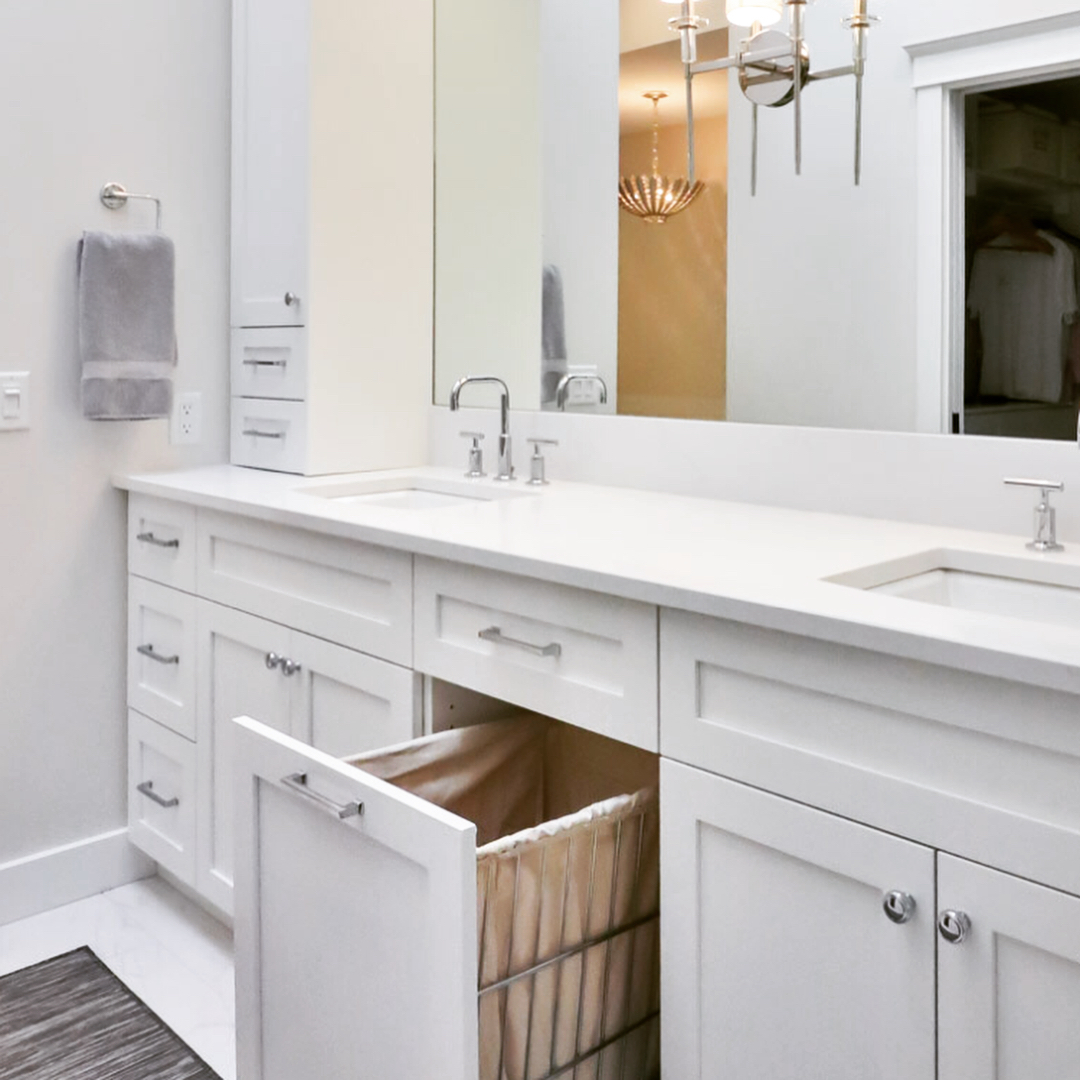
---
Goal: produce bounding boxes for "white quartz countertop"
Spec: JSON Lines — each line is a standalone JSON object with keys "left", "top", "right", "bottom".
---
{"left": 116, "top": 465, "right": 1080, "bottom": 695}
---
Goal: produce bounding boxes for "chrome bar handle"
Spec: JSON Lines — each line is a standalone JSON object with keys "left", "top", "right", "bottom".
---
{"left": 241, "top": 358, "right": 288, "bottom": 368}
{"left": 281, "top": 773, "right": 362, "bottom": 820}
{"left": 241, "top": 429, "right": 285, "bottom": 440}
{"left": 137, "top": 644, "right": 179, "bottom": 666}
{"left": 137, "top": 781, "right": 179, "bottom": 809}
{"left": 136, "top": 532, "right": 180, "bottom": 549}
{"left": 479, "top": 626, "right": 562, "bottom": 659}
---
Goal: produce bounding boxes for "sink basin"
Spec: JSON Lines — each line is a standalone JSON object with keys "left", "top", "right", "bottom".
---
{"left": 828, "top": 549, "right": 1080, "bottom": 631}
{"left": 299, "top": 475, "right": 533, "bottom": 510}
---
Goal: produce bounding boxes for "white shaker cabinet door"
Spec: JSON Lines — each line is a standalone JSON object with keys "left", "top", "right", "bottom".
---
{"left": 287, "top": 629, "right": 420, "bottom": 758}
{"left": 232, "top": 717, "right": 478, "bottom": 1080}
{"left": 938, "top": 854, "right": 1080, "bottom": 1080}
{"left": 661, "top": 760, "right": 936, "bottom": 1080}
{"left": 231, "top": 0, "right": 308, "bottom": 328}
{"left": 196, "top": 600, "right": 292, "bottom": 913}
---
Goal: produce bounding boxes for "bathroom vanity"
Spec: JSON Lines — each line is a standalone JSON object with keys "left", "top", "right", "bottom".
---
{"left": 118, "top": 465, "right": 1080, "bottom": 1078}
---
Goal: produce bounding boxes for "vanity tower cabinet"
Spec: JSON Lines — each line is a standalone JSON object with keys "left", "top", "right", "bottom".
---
{"left": 230, "top": 0, "right": 431, "bottom": 475}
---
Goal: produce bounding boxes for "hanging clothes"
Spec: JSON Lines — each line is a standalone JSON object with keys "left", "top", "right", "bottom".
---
{"left": 968, "top": 230, "right": 1078, "bottom": 404}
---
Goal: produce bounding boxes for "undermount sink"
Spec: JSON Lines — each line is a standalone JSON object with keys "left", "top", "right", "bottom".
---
{"left": 299, "top": 475, "right": 533, "bottom": 510}
{"left": 828, "top": 549, "right": 1080, "bottom": 631}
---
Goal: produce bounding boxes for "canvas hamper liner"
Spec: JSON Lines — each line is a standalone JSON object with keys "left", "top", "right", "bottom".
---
{"left": 352, "top": 714, "right": 660, "bottom": 1080}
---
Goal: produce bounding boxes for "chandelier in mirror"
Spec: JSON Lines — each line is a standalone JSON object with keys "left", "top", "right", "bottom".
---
{"left": 618, "top": 91, "right": 705, "bottom": 224}
{"left": 664, "top": 0, "right": 879, "bottom": 190}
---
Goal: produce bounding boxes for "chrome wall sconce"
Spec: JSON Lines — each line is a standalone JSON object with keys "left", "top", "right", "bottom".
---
{"left": 665, "top": 0, "right": 879, "bottom": 191}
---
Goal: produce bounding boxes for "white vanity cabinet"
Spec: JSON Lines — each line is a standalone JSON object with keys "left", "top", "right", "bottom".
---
{"left": 125, "top": 494, "right": 419, "bottom": 914}
{"left": 662, "top": 762, "right": 1080, "bottom": 1079}
{"left": 229, "top": 0, "right": 432, "bottom": 475}
{"left": 660, "top": 608, "right": 1080, "bottom": 1078}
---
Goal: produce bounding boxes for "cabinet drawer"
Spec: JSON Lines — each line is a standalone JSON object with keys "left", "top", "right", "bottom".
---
{"left": 128, "top": 709, "right": 197, "bottom": 885}
{"left": 128, "top": 577, "right": 198, "bottom": 740}
{"left": 197, "top": 510, "right": 412, "bottom": 665}
{"left": 414, "top": 558, "right": 658, "bottom": 750}
{"left": 230, "top": 398, "right": 307, "bottom": 474}
{"left": 231, "top": 326, "right": 307, "bottom": 401}
{"left": 128, "top": 494, "right": 196, "bottom": 592}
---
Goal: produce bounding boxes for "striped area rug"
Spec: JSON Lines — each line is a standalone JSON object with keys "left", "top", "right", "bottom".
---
{"left": 0, "top": 946, "right": 220, "bottom": 1079}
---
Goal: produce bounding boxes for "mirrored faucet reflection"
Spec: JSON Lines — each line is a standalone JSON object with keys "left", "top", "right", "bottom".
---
{"left": 555, "top": 373, "right": 609, "bottom": 411}
{"left": 450, "top": 376, "right": 514, "bottom": 480}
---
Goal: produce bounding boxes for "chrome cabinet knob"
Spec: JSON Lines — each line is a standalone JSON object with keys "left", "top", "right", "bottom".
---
{"left": 284, "top": 292, "right": 300, "bottom": 307}
{"left": 882, "top": 890, "right": 916, "bottom": 925}
{"left": 281, "top": 658, "right": 302, "bottom": 677}
{"left": 265, "top": 652, "right": 283, "bottom": 670}
{"left": 938, "top": 910, "right": 972, "bottom": 944}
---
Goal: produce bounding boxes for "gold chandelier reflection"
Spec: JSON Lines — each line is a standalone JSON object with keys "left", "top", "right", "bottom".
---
{"left": 618, "top": 91, "right": 704, "bottom": 224}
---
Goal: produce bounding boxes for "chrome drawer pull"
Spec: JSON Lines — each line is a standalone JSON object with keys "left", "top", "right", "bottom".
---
{"left": 282, "top": 772, "right": 362, "bottom": 821}
{"left": 478, "top": 626, "right": 562, "bottom": 659}
{"left": 242, "top": 429, "right": 285, "bottom": 440}
{"left": 136, "top": 780, "right": 179, "bottom": 809}
{"left": 136, "top": 532, "right": 180, "bottom": 549}
{"left": 241, "top": 358, "right": 288, "bottom": 367}
{"left": 137, "top": 644, "right": 180, "bottom": 666}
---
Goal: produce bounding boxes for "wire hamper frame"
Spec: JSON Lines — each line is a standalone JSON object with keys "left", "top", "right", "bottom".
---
{"left": 476, "top": 789, "right": 660, "bottom": 1080}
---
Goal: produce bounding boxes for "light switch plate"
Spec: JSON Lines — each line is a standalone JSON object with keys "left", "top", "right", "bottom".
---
{"left": 0, "top": 372, "right": 29, "bottom": 431}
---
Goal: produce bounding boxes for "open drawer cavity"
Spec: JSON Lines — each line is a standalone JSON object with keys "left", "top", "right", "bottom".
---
{"left": 233, "top": 713, "right": 659, "bottom": 1080}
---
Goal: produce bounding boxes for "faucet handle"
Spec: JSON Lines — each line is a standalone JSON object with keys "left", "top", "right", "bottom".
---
{"left": 460, "top": 431, "right": 486, "bottom": 478}
{"left": 527, "top": 438, "right": 558, "bottom": 486}
{"left": 1004, "top": 477, "right": 1065, "bottom": 552}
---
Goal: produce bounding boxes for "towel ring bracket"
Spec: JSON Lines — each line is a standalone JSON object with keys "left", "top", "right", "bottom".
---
{"left": 100, "top": 182, "right": 163, "bottom": 230}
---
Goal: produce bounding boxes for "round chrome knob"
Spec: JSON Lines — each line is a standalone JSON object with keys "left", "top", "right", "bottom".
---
{"left": 938, "top": 910, "right": 972, "bottom": 945}
{"left": 265, "top": 652, "right": 283, "bottom": 670}
{"left": 284, "top": 291, "right": 300, "bottom": 306}
{"left": 882, "top": 890, "right": 917, "bottom": 925}
{"left": 281, "top": 658, "right": 302, "bottom": 677}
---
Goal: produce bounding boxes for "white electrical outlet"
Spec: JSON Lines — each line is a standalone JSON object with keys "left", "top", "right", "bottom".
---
{"left": 172, "top": 391, "right": 202, "bottom": 445}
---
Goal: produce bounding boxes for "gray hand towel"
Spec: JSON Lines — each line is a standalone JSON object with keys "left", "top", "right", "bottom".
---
{"left": 79, "top": 231, "right": 177, "bottom": 420}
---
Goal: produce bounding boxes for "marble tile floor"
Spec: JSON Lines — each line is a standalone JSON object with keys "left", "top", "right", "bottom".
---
{"left": 0, "top": 876, "right": 236, "bottom": 1080}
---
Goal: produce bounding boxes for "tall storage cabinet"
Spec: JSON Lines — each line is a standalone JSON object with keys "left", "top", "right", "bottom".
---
{"left": 230, "top": 0, "right": 433, "bottom": 475}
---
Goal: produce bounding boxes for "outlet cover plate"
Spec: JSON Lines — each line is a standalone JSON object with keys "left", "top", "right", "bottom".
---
{"left": 172, "top": 391, "right": 202, "bottom": 445}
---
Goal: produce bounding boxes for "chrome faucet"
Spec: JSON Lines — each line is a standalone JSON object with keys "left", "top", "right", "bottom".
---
{"left": 450, "top": 376, "right": 514, "bottom": 480}
{"left": 555, "top": 373, "right": 609, "bottom": 411}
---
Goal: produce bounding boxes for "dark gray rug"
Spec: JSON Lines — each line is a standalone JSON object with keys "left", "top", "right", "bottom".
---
{"left": 0, "top": 946, "right": 221, "bottom": 1079}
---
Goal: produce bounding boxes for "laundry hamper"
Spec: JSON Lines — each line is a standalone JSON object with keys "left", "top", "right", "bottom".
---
{"left": 351, "top": 715, "right": 660, "bottom": 1080}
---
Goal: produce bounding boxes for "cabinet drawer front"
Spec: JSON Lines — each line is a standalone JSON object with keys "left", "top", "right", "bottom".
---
{"left": 128, "top": 494, "right": 196, "bottom": 592}
{"left": 197, "top": 510, "right": 412, "bottom": 665}
{"left": 128, "top": 710, "right": 197, "bottom": 885}
{"left": 661, "top": 609, "right": 1080, "bottom": 896}
{"left": 231, "top": 327, "right": 307, "bottom": 401}
{"left": 415, "top": 558, "right": 658, "bottom": 750}
{"left": 128, "top": 578, "right": 197, "bottom": 740}
{"left": 230, "top": 398, "right": 307, "bottom": 474}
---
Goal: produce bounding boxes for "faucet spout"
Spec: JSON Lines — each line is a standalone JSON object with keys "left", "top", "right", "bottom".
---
{"left": 449, "top": 376, "right": 514, "bottom": 480}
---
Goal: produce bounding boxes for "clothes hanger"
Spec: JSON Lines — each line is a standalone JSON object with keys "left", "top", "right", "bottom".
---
{"left": 974, "top": 211, "right": 1054, "bottom": 255}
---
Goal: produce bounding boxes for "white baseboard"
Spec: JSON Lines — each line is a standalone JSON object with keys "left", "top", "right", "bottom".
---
{"left": 0, "top": 828, "right": 155, "bottom": 927}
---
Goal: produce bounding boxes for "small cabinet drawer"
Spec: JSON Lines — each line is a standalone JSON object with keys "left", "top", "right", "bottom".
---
{"left": 197, "top": 510, "right": 413, "bottom": 665}
{"left": 414, "top": 557, "right": 658, "bottom": 750}
{"left": 128, "top": 709, "right": 197, "bottom": 885}
{"left": 231, "top": 397, "right": 307, "bottom": 474}
{"left": 231, "top": 326, "right": 307, "bottom": 401}
{"left": 128, "top": 495, "right": 196, "bottom": 592}
{"left": 128, "top": 577, "right": 198, "bottom": 740}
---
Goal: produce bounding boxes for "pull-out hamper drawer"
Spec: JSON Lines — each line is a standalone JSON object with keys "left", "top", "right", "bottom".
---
{"left": 197, "top": 510, "right": 413, "bottom": 665}
{"left": 230, "top": 398, "right": 307, "bottom": 474}
{"left": 128, "top": 577, "right": 198, "bottom": 740}
{"left": 231, "top": 327, "right": 307, "bottom": 401}
{"left": 414, "top": 558, "right": 658, "bottom": 751}
{"left": 128, "top": 710, "right": 196, "bottom": 885}
{"left": 128, "top": 495, "right": 196, "bottom": 592}
{"left": 232, "top": 714, "right": 660, "bottom": 1080}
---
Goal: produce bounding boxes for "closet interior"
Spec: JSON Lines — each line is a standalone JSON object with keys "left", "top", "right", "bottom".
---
{"left": 965, "top": 76, "right": 1080, "bottom": 440}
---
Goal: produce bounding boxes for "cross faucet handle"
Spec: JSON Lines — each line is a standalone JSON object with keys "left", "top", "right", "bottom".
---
{"left": 1004, "top": 477, "right": 1065, "bottom": 552}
